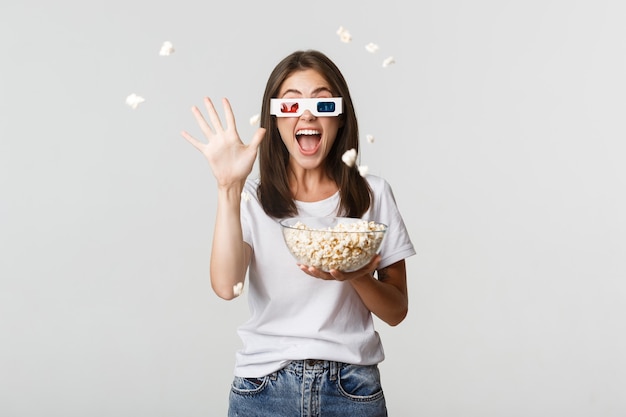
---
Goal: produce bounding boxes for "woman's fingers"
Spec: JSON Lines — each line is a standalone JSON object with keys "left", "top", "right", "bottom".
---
{"left": 180, "top": 130, "right": 204, "bottom": 151}
{"left": 190, "top": 97, "right": 242, "bottom": 143}
{"left": 221, "top": 98, "right": 238, "bottom": 135}
{"left": 299, "top": 254, "right": 381, "bottom": 282}
{"left": 203, "top": 97, "right": 226, "bottom": 133}
{"left": 249, "top": 127, "right": 266, "bottom": 150}
{"left": 190, "top": 105, "right": 216, "bottom": 140}
{"left": 298, "top": 265, "right": 333, "bottom": 280}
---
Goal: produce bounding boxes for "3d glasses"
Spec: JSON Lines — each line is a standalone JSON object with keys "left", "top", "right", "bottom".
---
{"left": 270, "top": 97, "right": 343, "bottom": 117}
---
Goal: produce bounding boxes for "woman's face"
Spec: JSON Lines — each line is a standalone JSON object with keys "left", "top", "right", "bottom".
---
{"left": 275, "top": 69, "right": 342, "bottom": 172}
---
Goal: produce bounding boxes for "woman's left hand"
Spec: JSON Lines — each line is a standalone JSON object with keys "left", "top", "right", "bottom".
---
{"left": 298, "top": 255, "right": 382, "bottom": 282}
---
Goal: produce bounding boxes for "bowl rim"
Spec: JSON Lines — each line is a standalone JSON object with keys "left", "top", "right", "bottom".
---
{"left": 278, "top": 216, "right": 388, "bottom": 233}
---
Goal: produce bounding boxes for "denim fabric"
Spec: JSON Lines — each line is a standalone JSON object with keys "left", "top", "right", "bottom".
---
{"left": 228, "top": 360, "right": 387, "bottom": 417}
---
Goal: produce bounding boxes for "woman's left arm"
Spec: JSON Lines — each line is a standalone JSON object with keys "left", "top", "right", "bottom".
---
{"left": 347, "top": 259, "right": 408, "bottom": 326}
{"left": 299, "top": 256, "right": 409, "bottom": 326}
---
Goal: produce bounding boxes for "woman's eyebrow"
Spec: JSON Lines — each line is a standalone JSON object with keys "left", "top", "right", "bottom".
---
{"left": 311, "top": 87, "right": 333, "bottom": 95}
{"left": 280, "top": 89, "right": 301, "bottom": 97}
{"left": 279, "top": 87, "right": 333, "bottom": 97}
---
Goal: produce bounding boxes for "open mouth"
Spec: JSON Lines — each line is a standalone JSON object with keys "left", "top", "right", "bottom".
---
{"left": 295, "top": 129, "right": 321, "bottom": 154}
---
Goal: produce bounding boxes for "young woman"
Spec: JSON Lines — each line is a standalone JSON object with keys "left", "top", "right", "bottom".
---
{"left": 182, "top": 49, "right": 415, "bottom": 417}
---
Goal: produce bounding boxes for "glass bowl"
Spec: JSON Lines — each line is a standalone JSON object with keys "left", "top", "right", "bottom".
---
{"left": 279, "top": 217, "right": 387, "bottom": 272}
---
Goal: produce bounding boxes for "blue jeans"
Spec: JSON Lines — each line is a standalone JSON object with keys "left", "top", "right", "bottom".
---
{"left": 228, "top": 360, "right": 388, "bottom": 416}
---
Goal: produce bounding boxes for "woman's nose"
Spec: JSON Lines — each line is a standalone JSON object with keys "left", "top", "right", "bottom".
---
{"left": 299, "top": 110, "right": 316, "bottom": 121}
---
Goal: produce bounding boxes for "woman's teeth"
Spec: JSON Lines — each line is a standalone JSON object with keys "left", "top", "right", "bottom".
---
{"left": 296, "top": 129, "right": 320, "bottom": 136}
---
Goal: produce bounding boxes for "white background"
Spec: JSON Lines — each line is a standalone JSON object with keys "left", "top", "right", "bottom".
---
{"left": 1, "top": 0, "right": 625, "bottom": 416}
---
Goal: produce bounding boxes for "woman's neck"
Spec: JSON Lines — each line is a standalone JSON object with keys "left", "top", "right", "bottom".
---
{"left": 288, "top": 167, "right": 338, "bottom": 202}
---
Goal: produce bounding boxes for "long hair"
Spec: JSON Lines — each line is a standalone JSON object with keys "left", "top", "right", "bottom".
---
{"left": 257, "top": 50, "right": 372, "bottom": 219}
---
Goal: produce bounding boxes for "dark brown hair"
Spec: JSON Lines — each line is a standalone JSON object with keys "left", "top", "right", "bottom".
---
{"left": 257, "top": 49, "right": 372, "bottom": 218}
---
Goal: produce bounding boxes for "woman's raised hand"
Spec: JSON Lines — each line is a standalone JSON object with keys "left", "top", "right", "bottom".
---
{"left": 181, "top": 97, "right": 265, "bottom": 188}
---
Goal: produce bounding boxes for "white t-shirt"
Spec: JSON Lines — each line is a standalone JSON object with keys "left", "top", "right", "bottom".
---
{"left": 236, "top": 174, "right": 416, "bottom": 377}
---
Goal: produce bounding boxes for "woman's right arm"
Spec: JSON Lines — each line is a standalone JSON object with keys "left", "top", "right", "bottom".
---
{"left": 181, "top": 97, "right": 265, "bottom": 300}
{"left": 210, "top": 184, "right": 252, "bottom": 299}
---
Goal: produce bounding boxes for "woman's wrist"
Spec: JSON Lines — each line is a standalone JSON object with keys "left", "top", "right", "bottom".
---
{"left": 216, "top": 182, "right": 245, "bottom": 200}
{"left": 348, "top": 271, "right": 376, "bottom": 286}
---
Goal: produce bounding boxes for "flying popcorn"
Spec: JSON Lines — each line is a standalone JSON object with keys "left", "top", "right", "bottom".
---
{"left": 365, "top": 43, "right": 379, "bottom": 53}
{"left": 382, "top": 56, "right": 396, "bottom": 68}
{"left": 366, "top": 134, "right": 375, "bottom": 144}
{"left": 241, "top": 191, "right": 252, "bottom": 202}
{"left": 249, "top": 113, "right": 260, "bottom": 125}
{"left": 358, "top": 165, "right": 369, "bottom": 177}
{"left": 341, "top": 148, "right": 357, "bottom": 167}
{"left": 125, "top": 93, "right": 145, "bottom": 109}
{"left": 336, "top": 26, "right": 352, "bottom": 43}
{"left": 159, "top": 41, "right": 175, "bottom": 56}
{"left": 233, "top": 282, "right": 244, "bottom": 297}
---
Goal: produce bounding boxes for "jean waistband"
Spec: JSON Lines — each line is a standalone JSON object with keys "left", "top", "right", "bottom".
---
{"left": 277, "top": 360, "right": 341, "bottom": 380}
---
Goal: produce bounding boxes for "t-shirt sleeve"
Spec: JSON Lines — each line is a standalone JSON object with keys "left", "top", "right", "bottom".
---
{"left": 371, "top": 178, "right": 416, "bottom": 269}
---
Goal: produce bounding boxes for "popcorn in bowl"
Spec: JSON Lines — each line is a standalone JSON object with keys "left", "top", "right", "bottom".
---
{"left": 280, "top": 217, "right": 387, "bottom": 272}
